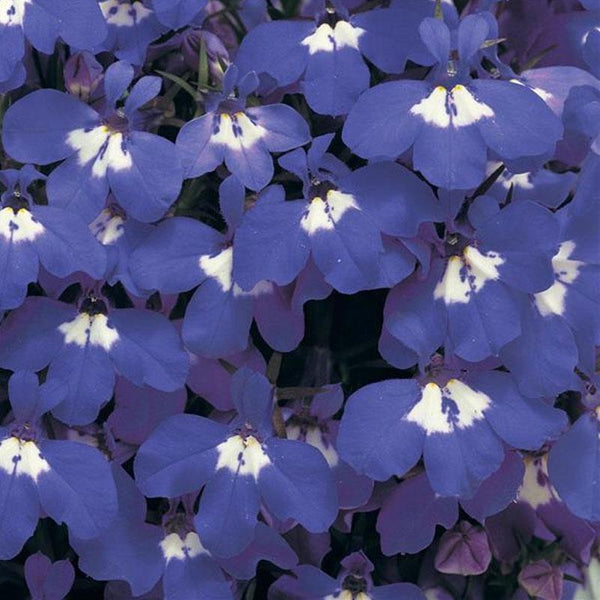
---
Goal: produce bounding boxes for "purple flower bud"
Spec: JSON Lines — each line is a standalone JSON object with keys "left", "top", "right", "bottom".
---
{"left": 181, "top": 28, "right": 230, "bottom": 78}
{"left": 63, "top": 52, "right": 103, "bottom": 102}
{"left": 518, "top": 560, "right": 564, "bottom": 600}
{"left": 434, "top": 521, "right": 492, "bottom": 576}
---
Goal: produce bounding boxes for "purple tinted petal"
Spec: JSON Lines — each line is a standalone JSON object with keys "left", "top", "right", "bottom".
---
{"left": 377, "top": 473, "right": 458, "bottom": 555}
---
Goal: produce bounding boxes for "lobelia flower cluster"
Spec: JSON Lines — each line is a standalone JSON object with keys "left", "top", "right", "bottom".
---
{"left": 0, "top": 0, "right": 598, "bottom": 598}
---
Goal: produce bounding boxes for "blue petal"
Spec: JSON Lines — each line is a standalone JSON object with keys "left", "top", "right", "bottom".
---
{"left": 342, "top": 81, "right": 427, "bottom": 159}
{"left": 37, "top": 439, "right": 118, "bottom": 539}
{"left": 0, "top": 462, "right": 39, "bottom": 559}
{"left": 338, "top": 379, "right": 423, "bottom": 481}
{"left": 130, "top": 217, "right": 223, "bottom": 294}
{"left": 108, "top": 308, "right": 189, "bottom": 391}
{"left": 134, "top": 414, "right": 226, "bottom": 497}
{"left": 472, "top": 80, "right": 563, "bottom": 161}
{"left": 234, "top": 20, "right": 312, "bottom": 87}
{"left": 109, "top": 132, "right": 183, "bottom": 223}
{"left": 259, "top": 438, "right": 338, "bottom": 532}
{"left": 2, "top": 89, "right": 100, "bottom": 164}
{"left": 473, "top": 371, "right": 567, "bottom": 450}
{"left": 548, "top": 413, "right": 600, "bottom": 522}
{"left": 233, "top": 186, "right": 309, "bottom": 291}
{"left": 196, "top": 468, "right": 260, "bottom": 558}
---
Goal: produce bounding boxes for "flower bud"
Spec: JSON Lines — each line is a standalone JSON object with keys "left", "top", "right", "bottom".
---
{"left": 434, "top": 521, "right": 492, "bottom": 576}
{"left": 518, "top": 560, "right": 563, "bottom": 600}
{"left": 64, "top": 52, "right": 103, "bottom": 102}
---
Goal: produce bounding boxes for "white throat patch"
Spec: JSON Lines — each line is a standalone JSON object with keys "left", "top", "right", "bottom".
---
{"left": 410, "top": 85, "right": 494, "bottom": 129}
{"left": 0, "top": 207, "right": 45, "bottom": 243}
{"left": 434, "top": 247, "right": 504, "bottom": 305}
{"left": 67, "top": 126, "right": 132, "bottom": 179}
{"left": 0, "top": 0, "right": 29, "bottom": 26}
{"left": 404, "top": 380, "right": 490, "bottom": 435}
{"left": 211, "top": 112, "right": 267, "bottom": 151}
{"left": 58, "top": 312, "right": 120, "bottom": 352}
{"left": 534, "top": 240, "right": 584, "bottom": 317}
{"left": 100, "top": 0, "right": 152, "bottom": 26}
{"left": 160, "top": 532, "right": 209, "bottom": 563}
{"left": 215, "top": 434, "right": 271, "bottom": 480}
{"left": 0, "top": 437, "right": 50, "bottom": 482}
{"left": 90, "top": 209, "right": 126, "bottom": 245}
{"left": 300, "top": 190, "right": 359, "bottom": 235}
{"left": 301, "top": 21, "right": 364, "bottom": 55}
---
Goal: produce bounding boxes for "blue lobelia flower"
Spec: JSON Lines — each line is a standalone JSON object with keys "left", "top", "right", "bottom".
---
{"left": 376, "top": 451, "right": 525, "bottom": 556}
{"left": 548, "top": 407, "right": 600, "bottom": 523}
{"left": 176, "top": 65, "right": 311, "bottom": 191}
{"left": 337, "top": 354, "right": 567, "bottom": 498}
{"left": 381, "top": 199, "right": 560, "bottom": 365}
{"left": 2, "top": 61, "right": 183, "bottom": 223}
{"left": 0, "top": 0, "right": 106, "bottom": 92}
{"left": 96, "top": 0, "right": 165, "bottom": 65}
{"left": 0, "top": 292, "right": 189, "bottom": 426}
{"left": 269, "top": 551, "right": 426, "bottom": 600}
{"left": 500, "top": 199, "right": 600, "bottom": 397}
{"left": 89, "top": 202, "right": 154, "bottom": 298}
{"left": 342, "top": 15, "right": 564, "bottom": 190}
{"left": 0, "top": 371, "right": 117, "bottom": 559}
{"left": 234, "top": 0, "right": 453, "bottom": 116}
{"left": 233, "top": 135, "right": 442, "bottom": 294}
{"left": 130, "top": 175, "right": 305, "bottom": 358}
{"left": 284, "top": 385, "right": 373, "bottom": 510}
{"left": 73, "top": 468, "right": 297, "bottom": 599}
{"left": 134, "top": 368, "right": 338, "bottom": 558}
{"left": 492, "top": 454, "right": 597, "bottom": 565}
{"left": 0, "top": 165, "right": 106, "bottom": 310}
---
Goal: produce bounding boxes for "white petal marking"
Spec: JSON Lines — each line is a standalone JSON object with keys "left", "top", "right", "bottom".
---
{"left": 0, "top": 437, "right": 50, "bottom": 482}
{"left": 0, "top": 207, "right": 45, "bottom": 243}
{"left": 215, "top": 435, "right": 271, "bottom": 480}
{"left": 287, "top": 424, "right": 339, "bottom": 467}
{"left": 410, "top": 85, "right": 494, "bottom": 129}
{"left": 405, "top": 380, "right": 490, "bottom": 435}
{"left": 517, "top": 456, "right": 555, "bottom": 509}
{"left": 199, "top": 246, "right": 233, "bottom": 292}
{"left": 58, "top": 313, "right": 120, "bottom": 351}
{"left": 90, "top": 209, "right": 125, "bottom": 245}
{"left": 199, "top": 246, "right": 271, "bottom": 297}
{"left": 212, "top": 112, "right": 267, "bottom": 151}
{"left": 67, "top": 126, "right": 132, "bottom": 178}
{"left": 100, "top": 0, "right": 152, "bottom": 26}
{"left": 160, "top": 532, "right": 209, "bottom": 563}
{"left": 434, "top": 247, "right": 504, "bottom": 305}
{"left": 301, "top": 190, "right": 359, "bottom": 235}
{"left": 0, "top": 0, "right": 28, "bottom": 26}
{"left": 534, "top": 240, "right": 584, "bottom": 317}
{"left": 301, "top": 21, "right": 364, "bottom": 55}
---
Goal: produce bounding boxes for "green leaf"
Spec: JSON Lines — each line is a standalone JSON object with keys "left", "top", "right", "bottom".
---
{"left": 155, "top": 70, "right": 198, "bottom": 101}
